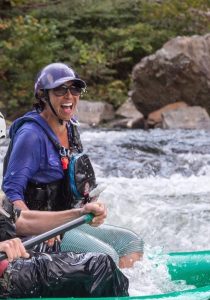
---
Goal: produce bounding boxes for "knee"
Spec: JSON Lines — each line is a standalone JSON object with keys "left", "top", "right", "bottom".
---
{"left": 119, "top": 235, "right": 144, "bottom": 257}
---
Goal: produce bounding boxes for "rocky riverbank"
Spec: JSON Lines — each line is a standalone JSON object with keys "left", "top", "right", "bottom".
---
{"left": 2, "top": 34, "right": 210, "bottom": 131}
{"left": 78, "top": 33, "right": 210, "bottom": 130}
{"left": 77, "top": 99, "right": 210, "bottom": 130}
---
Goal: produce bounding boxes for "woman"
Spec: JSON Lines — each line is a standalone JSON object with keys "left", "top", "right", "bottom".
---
{"left": 2, "top": 62, "right": 144, "bottom": 268}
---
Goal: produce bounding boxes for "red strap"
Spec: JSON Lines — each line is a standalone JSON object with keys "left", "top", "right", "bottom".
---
{"left": 0, "top": 260, "right": 9, "bottom": 277}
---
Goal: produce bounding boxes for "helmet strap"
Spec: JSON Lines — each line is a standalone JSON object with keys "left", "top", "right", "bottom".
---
{"left": 44, "top": 91, "right": 64, "bottom": 125}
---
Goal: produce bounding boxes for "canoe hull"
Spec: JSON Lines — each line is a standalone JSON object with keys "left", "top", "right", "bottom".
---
{"left": 19, "top": 286, "right": 210, "bottom": 300}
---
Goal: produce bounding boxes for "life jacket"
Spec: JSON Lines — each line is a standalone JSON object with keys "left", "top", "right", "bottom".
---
{"left": 3, "top": 114, "right": 84, "bottom": 211}
{"left": 0, "top": 196, "right": 21, "bottom": 241}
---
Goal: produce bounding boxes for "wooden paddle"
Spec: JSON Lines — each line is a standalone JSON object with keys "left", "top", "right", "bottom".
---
{"left": 0, "top": 213, "right": 94, "bottom": 261}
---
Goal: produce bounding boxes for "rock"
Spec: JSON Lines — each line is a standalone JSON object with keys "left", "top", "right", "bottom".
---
{"left": 108, "top": 117, "right": 145, "bottom": 129}
{"left": 76, "top": 100, "right": 115, "bottom": 126}
{"left": 147, "top": 102, "right": 188, "bottom": 128}
{"left": 132, "top": 34, "right": 210, "bottom": 117}
{"left": 116, "top": 97, "right": 144, "bottom": 119}
{"left": 162, "top": 106, "right": 210, "bottom": 130}
{"left": 113, "top": 98, "right": 145, "bottom": 128}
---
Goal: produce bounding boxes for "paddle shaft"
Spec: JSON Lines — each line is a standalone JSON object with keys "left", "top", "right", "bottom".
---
{"left": 0, "top": 213, "right": 93, "bottom": 261}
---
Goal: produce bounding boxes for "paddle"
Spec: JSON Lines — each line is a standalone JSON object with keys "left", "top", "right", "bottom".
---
{"left": 0, "top": 213, "right": 94, "bottom": 261}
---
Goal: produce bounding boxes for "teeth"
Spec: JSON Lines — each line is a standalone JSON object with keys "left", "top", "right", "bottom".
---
{"left": 61, "top": 103, "right": 73, "bottom": 108}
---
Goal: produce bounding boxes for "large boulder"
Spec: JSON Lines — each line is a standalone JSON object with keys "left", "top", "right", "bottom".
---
{"left": 132, "top": 34, "right": 210, "bottom": 117}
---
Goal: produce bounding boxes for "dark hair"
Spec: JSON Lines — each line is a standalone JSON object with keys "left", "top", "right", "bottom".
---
{"left": 33, "top": 99, "right": 46, "bottom": 112}
{"left": 33, "top": 89, "right": 49, "bottom": 112}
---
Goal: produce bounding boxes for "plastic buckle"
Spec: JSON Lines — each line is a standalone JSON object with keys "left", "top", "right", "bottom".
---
{"left": 59, "top": 147, "right": 71, "bottom": 158}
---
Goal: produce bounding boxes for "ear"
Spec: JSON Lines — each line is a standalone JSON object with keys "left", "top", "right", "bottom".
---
{"left": 37, "top": 89, "right": 45, "bottom": 99}
{"left": 37, "top": 90, "right": 49, "bottom": 102}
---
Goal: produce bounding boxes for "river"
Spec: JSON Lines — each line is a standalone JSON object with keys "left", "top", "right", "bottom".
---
{"left": 1, "top": 127, "right": 210, "bottom": 296}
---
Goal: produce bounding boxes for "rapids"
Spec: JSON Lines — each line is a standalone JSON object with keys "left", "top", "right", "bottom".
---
{"left": 1, "top": 127, "right": 210, "bottom": 296}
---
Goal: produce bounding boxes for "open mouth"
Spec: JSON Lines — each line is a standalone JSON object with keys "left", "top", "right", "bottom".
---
{"left": 61, "top": 103, "right": 73, "bottom": 113}
{"left": 61, "top": 103, "right": 73, "bottom": 109}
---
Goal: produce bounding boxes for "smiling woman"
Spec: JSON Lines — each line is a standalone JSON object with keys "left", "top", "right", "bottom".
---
{"left": 2, "top": 62, "right": 144, "bottom": 269}
{"left": 34, "top": 62, "right": 86, "bottom": 125}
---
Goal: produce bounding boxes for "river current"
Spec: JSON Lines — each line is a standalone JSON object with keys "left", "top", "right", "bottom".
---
{"left": 1, "top": 127, "right": 210, "bottom": 296}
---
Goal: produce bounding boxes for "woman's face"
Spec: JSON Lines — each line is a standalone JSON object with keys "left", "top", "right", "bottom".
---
{"left": 48, "top": 81, "right": 81, "bottom": 121}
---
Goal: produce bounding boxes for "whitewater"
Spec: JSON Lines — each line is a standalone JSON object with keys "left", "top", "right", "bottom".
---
{"left": 1, "top": 127, "right": 210, "bottom": 296}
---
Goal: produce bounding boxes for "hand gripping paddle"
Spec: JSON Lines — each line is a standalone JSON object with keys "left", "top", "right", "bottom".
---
{"left": 0, "top": 213, "right": 94, "bottom": 261}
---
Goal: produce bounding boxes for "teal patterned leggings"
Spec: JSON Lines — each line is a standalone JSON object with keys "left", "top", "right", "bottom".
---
{"left": 61, "top": 224, "right": 144, "bottom": 265}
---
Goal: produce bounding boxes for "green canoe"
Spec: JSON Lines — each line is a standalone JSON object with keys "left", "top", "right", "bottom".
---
{"left": 20, "top": 249, "right": 210, "bottom": 300}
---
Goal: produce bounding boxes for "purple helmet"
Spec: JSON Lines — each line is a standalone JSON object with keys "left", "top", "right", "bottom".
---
{"left": 34, "top": 62, "right": 86, "bottom": 98}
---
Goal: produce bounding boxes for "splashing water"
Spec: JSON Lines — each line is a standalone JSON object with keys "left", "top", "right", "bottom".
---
{"left": 122, "top": 245, "right": 195, "bottom": 296}
{"left": 1, "top": 128, "right": 210, "bottom": 296}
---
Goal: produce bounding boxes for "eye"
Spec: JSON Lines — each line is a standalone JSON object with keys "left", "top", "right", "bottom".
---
{"left": 60, "top": 86, "right": 68, "bottom": 92}
{"left": 56, "top": 85, "right": 66, "bottom": 92}
{"left": 71, "top": 86, "right": 82, "bottom": 93}
{"left": 53, "top": 85, "right": 68, "bottom": 96}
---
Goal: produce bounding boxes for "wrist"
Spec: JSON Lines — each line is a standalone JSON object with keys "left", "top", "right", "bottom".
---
{"left": 78, "top": 207, "right": 86, "bottom": 216}
{"left": 69, "top": 208, "right": 85, "bottom": 218}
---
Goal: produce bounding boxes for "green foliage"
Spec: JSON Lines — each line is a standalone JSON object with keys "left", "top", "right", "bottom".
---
{"left": 0, "top": 14, "right": 61, "bottom": 117}
{"left": 85, "top": 80, "right": 127, "bottom": 108}
{"left": 140, "top": 0, "right": 210, "bottom": 35}
{"left": 1, "top": 0, "right": 210, "bottom": 119}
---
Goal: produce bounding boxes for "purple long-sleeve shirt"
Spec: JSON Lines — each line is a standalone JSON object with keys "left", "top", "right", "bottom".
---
{"left": 3, "top": 111, "right": 64, "bottom": 202}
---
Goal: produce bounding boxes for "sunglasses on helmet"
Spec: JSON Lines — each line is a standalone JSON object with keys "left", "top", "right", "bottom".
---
{"left": 52, "top": 84, "right": 84, "bottom": 97}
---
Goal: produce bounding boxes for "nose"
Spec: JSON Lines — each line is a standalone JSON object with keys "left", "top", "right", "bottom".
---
{"left": 64, "top": 88, "right": 74, "bottom": 98}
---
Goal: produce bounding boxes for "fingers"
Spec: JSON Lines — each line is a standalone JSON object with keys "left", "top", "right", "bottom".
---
{"left": 0, "top": 238, "right": 30, "bottom": 262}
{"left": 15, "top": 239, "right": 30, "bottom": 259}
{"left": 46, "top": 235, "right": 60, "bottom": 247}
{"left": 83, "top": 202, "right": 107, "bottom": 227}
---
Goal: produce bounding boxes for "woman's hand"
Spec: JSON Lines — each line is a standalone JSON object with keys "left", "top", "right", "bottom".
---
{"left": 0, "top": 238, "right": 30, "bottom": 262}
{"left": 82, "top": 202, "right": 107, "bottom": 227}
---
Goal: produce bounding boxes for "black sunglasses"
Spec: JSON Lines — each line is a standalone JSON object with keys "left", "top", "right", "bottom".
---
{"left": 52, "top": 84, "right": 83, "bottom": 97}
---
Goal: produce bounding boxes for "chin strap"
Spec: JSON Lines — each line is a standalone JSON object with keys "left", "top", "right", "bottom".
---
{"left": 48, "top": 99, "right": 64, "bottom": 125}
{"left": 44, "top": 91, "right": 64, "bottom": 125}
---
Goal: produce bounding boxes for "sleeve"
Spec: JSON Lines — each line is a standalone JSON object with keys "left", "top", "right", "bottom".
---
{"left": 2, "top": 127, "right": 42, "bottom": 202}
